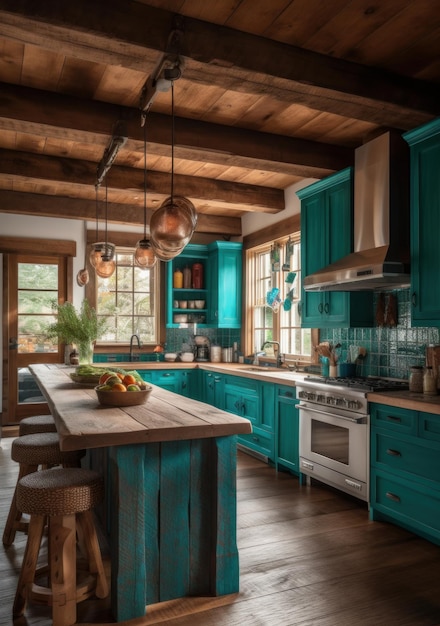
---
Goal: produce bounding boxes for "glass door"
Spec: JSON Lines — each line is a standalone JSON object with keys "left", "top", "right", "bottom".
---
{"left": 5, "top": 254, "right": 67, "bottom": 424}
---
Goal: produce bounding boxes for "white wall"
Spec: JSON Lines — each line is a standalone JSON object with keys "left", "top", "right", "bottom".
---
{"left": 241, "top": 178, "right": 317, "bottom": 236}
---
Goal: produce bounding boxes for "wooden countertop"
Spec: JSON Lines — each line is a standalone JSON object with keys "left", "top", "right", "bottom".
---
{"left": 29, "top": 364, "right": 252, "bottom": 452}
{"left": 367, "top": 389, "right": 440, "bottom": 414}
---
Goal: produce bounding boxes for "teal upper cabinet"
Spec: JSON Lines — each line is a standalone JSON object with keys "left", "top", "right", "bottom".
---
{"left": 166, "top": 244, "right": 209, "bottom": 328}
{"left": 166, "top": 241, "right": 242, "bottom": 328}
{"left": 207, "top": 241, "right": 242, "bottom": 328}
{"left": 297, "top": 168, "right": 373, "bottom": 328}
{"left": 404, "top": 118, "right": 440, "bottom": 326}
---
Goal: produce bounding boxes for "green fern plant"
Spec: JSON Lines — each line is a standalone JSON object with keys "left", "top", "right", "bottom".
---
{"left": 45, "top": 300, "right": 107, "bottom": 345}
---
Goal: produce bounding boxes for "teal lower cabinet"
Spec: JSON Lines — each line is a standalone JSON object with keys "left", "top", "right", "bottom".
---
{"left": 202, "top": 370, "right": 225, "bottom": 408}
{"left": 370, "top": 402, "right": 440, "bottom": 545}
{"left": 275, "top": 385, "right": 300, "bottom": 475}
{"left": 225, "top": 377, "right": 275, "bottom": 461}
{"left": 139, "top": 369, "right": 198, "bottom": 398}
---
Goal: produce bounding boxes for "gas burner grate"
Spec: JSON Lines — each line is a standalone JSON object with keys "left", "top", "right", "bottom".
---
{"left": 304, "top": 376, "right": 408, "bottom": 392}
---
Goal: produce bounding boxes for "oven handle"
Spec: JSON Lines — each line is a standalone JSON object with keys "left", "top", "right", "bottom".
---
{"left": 296, "top": 402, "right": 366, "bottom": 424}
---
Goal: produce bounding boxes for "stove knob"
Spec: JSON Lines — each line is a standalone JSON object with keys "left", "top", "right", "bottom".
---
{"left": 317, "top": 394, "right": 325, "bottom": 403}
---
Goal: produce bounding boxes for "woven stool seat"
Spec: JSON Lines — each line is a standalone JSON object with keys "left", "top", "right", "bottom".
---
{"left": 17, "top": 467, "right": 104, "bottom": 517}
{"left": 13, "top": 467, "right": 108, "bottom": 626}
{"left": 11, "top": 432, "right": 82, "bottom": 467}
{"left": 3, "top": 433, "right": 85, "bottom": 547}
{"left": 19, "top": 414, "right": 56, "bottom": 436}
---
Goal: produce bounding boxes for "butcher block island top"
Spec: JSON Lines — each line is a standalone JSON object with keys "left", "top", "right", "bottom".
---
{"left": 29, "top": 364, "right": 252, "bottom": 451}
{"left": 28, "top": 363, "right": 251, "bottom": 622}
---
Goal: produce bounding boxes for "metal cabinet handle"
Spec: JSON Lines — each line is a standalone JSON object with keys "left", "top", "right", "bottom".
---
{"left": 252, "top": 436, "right": 259, "bottom": 442}
{"left": 386, "top": 448, "right": 401, "bottom": 457}
{"left": 386, "top": 491, "right": 401, "bottom": 503}
{"left": 324, "top": 302, "right": 329, "bottom": 314}
{"left": 318, "top": 303, "right": 323, "bottom": 313}
{"left": 412, "top": 292, "right": 417, "bottom": 306}
{"left": 387, "top": 415, "right": 402, "bottom": 423}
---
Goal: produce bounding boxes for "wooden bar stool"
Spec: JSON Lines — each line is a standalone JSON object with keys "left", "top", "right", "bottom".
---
{"left": 13, "top": 467, "right": 109, "bottom": 626}
{"left": 19, "top": 414, "right": 57, "bottom": 436}
{"left": 2, "top": 432, "right": 85, "bottom": 546}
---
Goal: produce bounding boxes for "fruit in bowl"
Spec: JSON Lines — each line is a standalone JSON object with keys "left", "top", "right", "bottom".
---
{"left": 95, "top": 377, "right": 152, "bottom": 406}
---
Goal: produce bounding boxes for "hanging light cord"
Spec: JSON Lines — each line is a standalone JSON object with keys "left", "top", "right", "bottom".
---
{"left": 143, "top": 119, "right": 148, "bottom": 239}
{"left": 104, "top": 178, "right": 109, "bottom": 253}
{"left": 171, "top": 79, "right": 175, "bottom": 203}
{"left": 94, "top": 184, "right": 99, "bottom": 241}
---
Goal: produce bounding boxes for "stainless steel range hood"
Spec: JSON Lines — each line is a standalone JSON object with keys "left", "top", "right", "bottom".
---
{"left": 303, "top": 131, "right": 410, "bottom": 292}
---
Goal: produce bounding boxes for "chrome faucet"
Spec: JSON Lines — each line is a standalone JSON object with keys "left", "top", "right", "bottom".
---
{"left": 129, "top": 334, "right": 142, "bottom": 361}
{"left": 261, "top": 341, "right": 282, "bottom": 368}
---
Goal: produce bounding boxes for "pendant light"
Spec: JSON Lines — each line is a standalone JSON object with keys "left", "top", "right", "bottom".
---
{"left": 90, "top": 184, "right": 116, "bottom": 270}
{"left": 95, "top": 179, "right": 116, "bottom": 279}
{"left": 134, "top": 117, "right": 156, "bottom": 269}
{"left": 150, "top": 78, "right": 197, "bottom": 260}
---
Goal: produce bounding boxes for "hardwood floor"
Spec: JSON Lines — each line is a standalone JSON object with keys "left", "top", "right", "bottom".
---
{"left": 2, "top": 436, "right": 440, "bottom": 625}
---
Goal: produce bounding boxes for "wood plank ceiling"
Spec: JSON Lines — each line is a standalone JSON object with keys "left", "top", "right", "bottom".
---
{"left": 0, "top": 0, "right": 439, "bottom": 237}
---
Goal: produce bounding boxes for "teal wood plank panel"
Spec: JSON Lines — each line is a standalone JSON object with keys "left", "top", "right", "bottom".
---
{"left": 108, "top": 444, "right": 147, "bottom": 621}
{"left": 159, "top": 440, "right": 191, "bottom": 601}
{"left": 213, "top": 435, "right": 239, "bottom": 595}
{"left": 143, "top": 443, "right": 160, "bottom": 606}
{"left": 189, "top": 438, "right": 215, "bottom": 595}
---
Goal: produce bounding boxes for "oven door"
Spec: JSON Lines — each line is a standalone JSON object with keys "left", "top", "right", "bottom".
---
{"left": 298, "top": 402, "right": 369, "bottom": 500}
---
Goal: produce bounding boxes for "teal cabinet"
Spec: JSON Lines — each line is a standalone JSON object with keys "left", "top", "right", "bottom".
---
{"left": 166, "top": 242, "right": 242, "bottom": 329}
{"left": 202, "top": 370, "right": 225, "bottom": 408}
{"left": 207, "top": 242, "right": 242, "bottom": 328}
{"left": 370, "top": 402, "right": 440, "bottom": 546}
{"left": 404, "top": 118, "right": 440, "bottom": 326}
{"left": 225, "top": 376, "right": 275, "bottom": 460}
{"left": 139, "top": 369, "right": 197, "bottom": 398}
{"left": 275, "top": 385, "right": 300, "bottom": 475}
{"left": 297, "top": 168, "right": 373, "bottom": 328}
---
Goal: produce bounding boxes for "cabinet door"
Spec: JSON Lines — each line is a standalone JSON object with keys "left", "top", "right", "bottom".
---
{"left": 224, "top": 383, "right": 260, "bottom": 424}
{"left": 152, "top": 370, "right": 182, "bottom": 393}
{"left": 203, "top": 371, "right": 224, "bottom": 408}
{"left": 275, "top": 386, "right": 299, "bottom": 473}
{"left": 406, "top": 122, "right": 440, "bottom": 325}
{"left": 300, "top": 193, "right": 327, "bottom": 327}
{"left": 207, "top": 242, "right": 242, "bottom": 328}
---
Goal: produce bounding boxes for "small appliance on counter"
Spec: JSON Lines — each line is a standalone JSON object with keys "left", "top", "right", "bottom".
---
{"left": 194, "top": 335, "right": 210, "bottom": 362}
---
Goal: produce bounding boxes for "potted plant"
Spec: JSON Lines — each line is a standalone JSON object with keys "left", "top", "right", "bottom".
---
{"left": 45, "top": 300, "right": 107, "bottom": 364}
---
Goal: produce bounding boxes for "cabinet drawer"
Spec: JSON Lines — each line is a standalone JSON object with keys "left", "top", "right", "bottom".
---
{"left": 277, "top": 386, "right": 296, "bottom": 401}
{"left": 372, "top": 431, "right": 440, "bottom": 484}
{"left": 419, "top": 411, "right": 440, "bottom": 444}
{"left": 371, "top": 469, "right": 440, "bottom": 542}
{"left": 371, "top": 404, "right": 417, "bottom": 435}
{"left": 238, "top": 428, "right": 273, "bottom": 459}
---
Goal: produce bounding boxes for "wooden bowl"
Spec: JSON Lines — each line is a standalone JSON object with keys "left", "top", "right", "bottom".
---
{"left": 95, "top": 385, "right": 152, "bottom": 407}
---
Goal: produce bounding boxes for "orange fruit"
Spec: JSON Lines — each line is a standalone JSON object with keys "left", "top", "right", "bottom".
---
{"left": 123, "top": 374, "right": 137, "bottom": 386}
{"left": 99, "top": 372, "right": 113, "bottom": 385}
{"left": 112, "top": 382, "right": 127, "bottom": 392}
{"left": 116, "top": 373, "right": 125, "bottom": 380}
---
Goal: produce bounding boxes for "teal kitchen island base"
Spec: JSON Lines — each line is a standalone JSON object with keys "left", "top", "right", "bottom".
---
{"left": 29, "top": 364, "right": 251, "bottom": 622}
{"left": 107, "top": 436, "right": 239, "bottom": 621}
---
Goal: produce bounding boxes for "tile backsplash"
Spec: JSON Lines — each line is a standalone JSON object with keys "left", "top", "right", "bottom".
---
{"left": 320, "top": 289, "right": 439, "bottom": 380}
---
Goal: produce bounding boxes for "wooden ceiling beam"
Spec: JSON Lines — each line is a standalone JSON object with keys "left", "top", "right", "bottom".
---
{"left": 0, "top": 1, "right": 437, "bottom": 128}
{"left": 0, "top": 83, "right": 351, "bottom": 177}
{"left": 0, "top": 190, "right": 242, "bottom": 236}
{"left": 0, "top": 148, "right": 284, "bottom": 213}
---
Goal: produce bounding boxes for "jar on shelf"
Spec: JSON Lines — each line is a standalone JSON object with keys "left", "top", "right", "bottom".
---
{"left": 423, "top": 366, "right": 437, "bottom": 395}
{"left": 192, "top": 263, "right": 203, "bottom": 289}
{"left": 409, "top": 366, "right": 423, "bottom": 393}
{"left": 183, "top": 266, "right": 191, "bottom": 289}
{"left": 173, "top": 268, "right": 183, "bottom": 289}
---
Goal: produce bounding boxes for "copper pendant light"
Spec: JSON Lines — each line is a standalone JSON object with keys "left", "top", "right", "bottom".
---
{"left": 134, "top": 118, "right": 156, "bottom": 269}
{"left": 90, "top": 184, "right": 116, "bottom": 271}
{"left": 150, "top": 80, "right": 197, "bottom": 260}
{"left": 95, "top": 180, "right": 116, "bottom": 279}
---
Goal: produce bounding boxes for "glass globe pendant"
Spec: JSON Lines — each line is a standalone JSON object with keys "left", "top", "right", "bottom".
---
{"left": 134, "top": 116, "right": 156, "bottom": 269}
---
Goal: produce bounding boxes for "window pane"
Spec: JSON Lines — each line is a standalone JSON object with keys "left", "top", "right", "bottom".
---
{"left": 96, "top": 250, "right": 159, "bottom": 344}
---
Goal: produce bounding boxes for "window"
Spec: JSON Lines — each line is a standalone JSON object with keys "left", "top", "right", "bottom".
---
{"left": 95, "top": 248, "right": 160, "bottom": 344}
{"left": 247, "top": 236, "right": 312, "bottom": 362}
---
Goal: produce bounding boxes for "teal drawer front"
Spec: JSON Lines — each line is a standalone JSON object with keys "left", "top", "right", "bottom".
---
{"left": 419, "top": 412, "right": 440, "bottom": 443}
{"left": 238, "top": 429, "right": 273, "bottom": 459}
{"left": 371, "top": 469, "right": 440, "bottom": 542}
{"left": 371, "top": 404, "right": 417, "bottom": 435}
{"left": 373, "top": 431, "right": 440, "bottom": 485}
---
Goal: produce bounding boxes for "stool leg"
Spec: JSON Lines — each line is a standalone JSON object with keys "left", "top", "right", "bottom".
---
{"left": 50, "top": 514, "right": 77, "bottom": 626}
{"left": 77, "top": 510, "right": 109, "bottom": 599}
{"left": 3, "top": 463, "right": 38, "bottom": 547}
{"left": 13, "top": 513, "right": 45, "bottom": 618}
